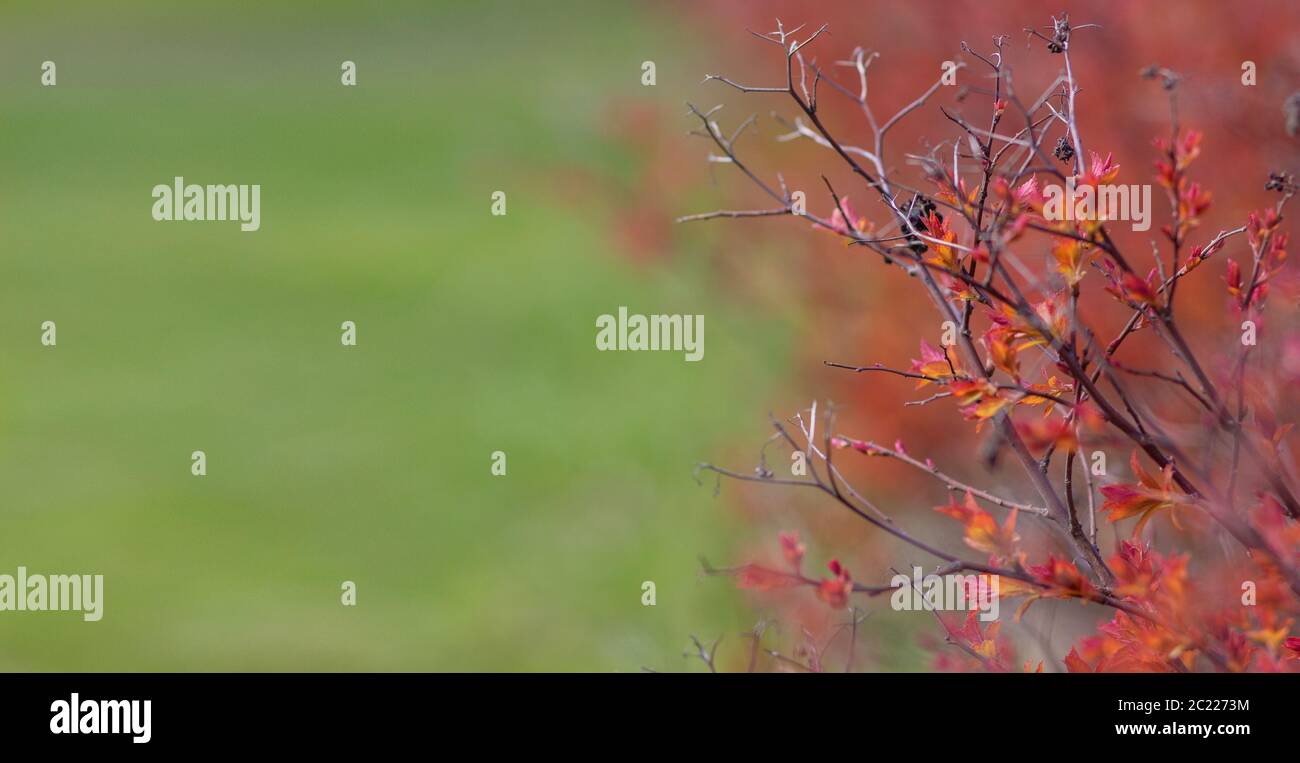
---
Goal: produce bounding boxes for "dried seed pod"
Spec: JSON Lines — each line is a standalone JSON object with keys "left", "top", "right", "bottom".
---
{"left": 1053, "top": 136, "right": 1075, "bottom": 163}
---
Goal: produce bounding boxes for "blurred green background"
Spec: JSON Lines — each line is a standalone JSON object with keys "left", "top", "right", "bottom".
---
{"left": 0, "top": 0, "right": 793, "bottom": 670}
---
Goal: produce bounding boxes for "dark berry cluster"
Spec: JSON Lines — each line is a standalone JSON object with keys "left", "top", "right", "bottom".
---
{"left": 1045, "top": 19, "right": 1069, "bottom": 53}
{"left": 1053, "top": 136, "right": 1074, "bottom": 164}
{"left": 1266, "top": 171, "right": 1297, "bottom": 194}
{"left": 905, "top": 196, "right": 941, "bottom": 254}
{"left": 1139, "top": 65, "right": 1181, "bottom": 92}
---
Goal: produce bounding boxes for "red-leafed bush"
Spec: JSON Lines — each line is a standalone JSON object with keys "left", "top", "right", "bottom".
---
{"left": 686, "top": 14, "right": 1300, "bottom": 672}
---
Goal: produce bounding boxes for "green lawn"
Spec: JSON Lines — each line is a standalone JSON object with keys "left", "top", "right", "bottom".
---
{"left": 0, "top": 0, "right": 791, "bottom": 670}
